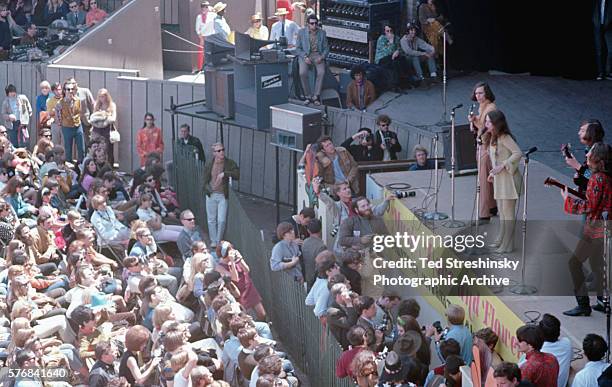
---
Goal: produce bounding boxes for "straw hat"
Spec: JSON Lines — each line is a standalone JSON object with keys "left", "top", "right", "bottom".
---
{"left": 212, "top": 2, "right": 227, "bottom": 13}
{"left": 274, "top": 8, "right": 289, "bottom": 16}
{"left": 251, "top": 13, "right": 262, "bottom": 22}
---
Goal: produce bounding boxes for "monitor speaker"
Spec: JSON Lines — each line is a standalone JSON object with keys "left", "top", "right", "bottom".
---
{"left": 442, "top": 124, "right": 477, "bottom": 172}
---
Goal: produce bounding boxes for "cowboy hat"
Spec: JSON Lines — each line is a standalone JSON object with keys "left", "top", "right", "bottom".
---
{"left": 251, "top": 13, "right": 262, "bottom": 22}
{"left": 274, "top": 8, "right": 289, "bottom": 16}
{"left": 212, "top": 2, "right": 227, "bottom": 13}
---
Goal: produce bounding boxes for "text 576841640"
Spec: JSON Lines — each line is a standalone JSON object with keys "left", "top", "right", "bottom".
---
{"left": 5, "top": 367, "right": 70, "bottom": 382}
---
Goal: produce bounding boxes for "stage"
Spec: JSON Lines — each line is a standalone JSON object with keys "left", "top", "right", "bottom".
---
{"left": 364, "top": 160, "right": 605, "bottom": 376}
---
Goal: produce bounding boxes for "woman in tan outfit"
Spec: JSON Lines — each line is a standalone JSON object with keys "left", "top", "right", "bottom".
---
{"left": 486, "top": 110, "right": 523, "bottom": 253}
{"left": 469, "top": 82, "right": 498, "bottom": 220}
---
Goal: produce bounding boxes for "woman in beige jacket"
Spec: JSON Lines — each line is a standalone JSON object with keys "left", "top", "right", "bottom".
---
{"left": 486, "top": 110, "right": 523, "bottom": 253}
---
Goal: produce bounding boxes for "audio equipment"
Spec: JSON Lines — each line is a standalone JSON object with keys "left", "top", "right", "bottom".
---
{"left": 442, "top": 124, "right": 477, "bottom": 173}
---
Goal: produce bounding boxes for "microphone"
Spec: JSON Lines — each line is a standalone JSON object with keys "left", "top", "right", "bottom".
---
{"left": 525, "top": 147, "right": 538, "bottom": 156}
{"left": 451, "top": 103, "right": 463, "bottom": 111}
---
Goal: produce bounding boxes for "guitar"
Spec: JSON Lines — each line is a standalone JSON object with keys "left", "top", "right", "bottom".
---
{"left": 544, "top": 177, "right": 586, "bottom": 200}
{"left": 468, "top": 103, "right": 476, "bottom": 135}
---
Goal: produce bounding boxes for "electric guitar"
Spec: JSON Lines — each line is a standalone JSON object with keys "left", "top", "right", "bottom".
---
{"left": 543, "top": 177, "right": 586, "bottom": 200}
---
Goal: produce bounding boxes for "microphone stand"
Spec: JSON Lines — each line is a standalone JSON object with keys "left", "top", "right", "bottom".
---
{"left": 510, "top": 152, "right": 537, "bottom": 294}
{"left": 424, "top": 133, "right": 448, "bottom": 221}
{"left": 436, "top": 23, "right": 451, "bottom": 126}
{"left": 465, "top": 135, "right": 486, "bottom": 255}
{"left": 603, "top": 212, "right": 611, "bottom": 362}
{"left": 443, "top": 106, "right": 465, "bottom": 228}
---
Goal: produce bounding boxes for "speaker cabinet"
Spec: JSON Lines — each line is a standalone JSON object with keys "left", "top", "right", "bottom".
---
{"left": 442, "top": 124, "right": 477, "bottom": 172}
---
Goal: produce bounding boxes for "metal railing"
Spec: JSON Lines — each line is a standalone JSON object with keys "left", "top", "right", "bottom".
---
{"left": 172, "top": 147, "right": 352, "bottom": 387}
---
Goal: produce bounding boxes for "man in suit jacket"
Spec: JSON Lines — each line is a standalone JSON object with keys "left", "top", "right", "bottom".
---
{"left": 66, "top": 0, "right": 86, "bottom": 27}
{"left": 327, "top": 283, "right": 359, "bottom": 350}
{"left": 355, "top": 295, "right": 385, "bottom": 352}
{"left": 295, "top": 14, "right": 329, "bottom": 104}
{"left": 594, "top": 0, "right": 612, "bottom": 80}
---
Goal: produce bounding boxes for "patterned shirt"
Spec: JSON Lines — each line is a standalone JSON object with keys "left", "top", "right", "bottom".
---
{"left": 520, "top": 350, "right": 559, "bottom": 387}
{"left": 564, "top": 172, "right": 612, "bottom": 239}
{"left": 136, "top": 126, "right": 164, "bottom": 166}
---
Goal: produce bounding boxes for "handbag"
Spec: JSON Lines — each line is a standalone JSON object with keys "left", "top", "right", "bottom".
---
{"left": 109, "top": 127, "right": 121, "bottom": 143}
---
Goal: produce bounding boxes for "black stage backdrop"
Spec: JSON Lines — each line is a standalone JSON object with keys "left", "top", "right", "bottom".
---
{"left": 435, "top": 0, "right": 598, "bottom": 79}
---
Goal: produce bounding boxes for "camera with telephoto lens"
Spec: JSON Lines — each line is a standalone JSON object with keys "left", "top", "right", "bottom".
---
{"left": 395, "top": 190, "right": 416, "bottom": 199}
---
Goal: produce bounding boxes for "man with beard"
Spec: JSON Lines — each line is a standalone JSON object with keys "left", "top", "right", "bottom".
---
{"left": 337, "top": 195, "right": 395, "bottom": 251}
{"left": 15, "top": 222, "right": 58, "bottom": 275}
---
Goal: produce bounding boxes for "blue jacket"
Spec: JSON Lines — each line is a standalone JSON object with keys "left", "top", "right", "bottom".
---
{"left": 295, "top": 27, "right": 329, "bottom": 59}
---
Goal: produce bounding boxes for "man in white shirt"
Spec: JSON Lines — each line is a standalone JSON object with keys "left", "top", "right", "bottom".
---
{"left": 539, "top": 314, "right": 572, "bottom": 387}
{"left": 195, "top": 1, "right": 216, "bottom": 71}
{"left": 269, "top": 8, "right": 299, "bottom": 47}
{"left": 305, "top": 251, "right": 339, "bottom": 320}
{"left": 573, "top": 333, "right": 609, "bottom": 387}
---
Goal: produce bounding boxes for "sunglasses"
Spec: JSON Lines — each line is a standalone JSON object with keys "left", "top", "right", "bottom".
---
{"left": 309, "top": 22, "right": 317, "bottom": 25}
{"left": 183, "top": 217, "right": 195, "bottom": 221}
{"left": 43, "top": 134, "right": 51, "bottom": 138}
{"left": 214, "top": 148, "right": 225, "bottom": 152}
{"left": 146, "top": 178, "right": 155, "bottom": 183}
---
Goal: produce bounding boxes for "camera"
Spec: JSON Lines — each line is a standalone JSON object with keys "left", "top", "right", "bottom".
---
{"left": 432, "top": 321, "right": 443, "bottom": 334}
{"left": 330, "top": 224, "right": 340, "bottom": 238}
{"left": 395, "top": 190, "right": 416, "bottom": 199}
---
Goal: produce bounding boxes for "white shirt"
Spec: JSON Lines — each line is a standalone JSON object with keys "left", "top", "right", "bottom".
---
{"left": 572, "top": 360, "right": 609, "bottom": 387}
{"left": 195, "top": 11, "right": 216, "bottom": 37}
{"left": 173, "top": 368, "right": 192, "bottom": 387}
{"left": 541, "top": 337, "right": 572, "bottom": 387}
{"left": 270, "top": 19, "right": 299, "bottom": 46}
{"left": 305, "top": 277, "right": 329, "bottom": 317}
{"left": 214, "top": 15, "right": 231, "bottom": 41}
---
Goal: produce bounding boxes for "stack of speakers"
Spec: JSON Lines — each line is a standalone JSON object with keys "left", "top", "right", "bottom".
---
{"left": 320, "top": 0, "right": 401, "bottom": 69}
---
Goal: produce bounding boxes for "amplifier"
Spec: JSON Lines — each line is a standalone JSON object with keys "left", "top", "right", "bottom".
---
{"left": 270, "top": 103, "right": 322, "bottom": 151}
{"left": 442, "top": 124, "right": 477, "bottom": 172}
{"left": 321, "top": 0, "right": 401, "bottom": 68}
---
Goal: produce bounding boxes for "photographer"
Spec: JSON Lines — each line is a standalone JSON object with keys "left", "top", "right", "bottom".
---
{"left": 270, "top": 222, "right": 303, "bottom": 282}
{"left": 327, "top": 283, "right": 359, "bottom": 350}
{"left": 338, "top": 195, "right": 394, "bottom": 252}
{"left": 374, "top": 114, "right": 402, "bottom": 160}
{"left": 340, "top": 128, "right": 383, "bottom": 162}
{"left": 425, "top": 304, "right": 473, "bottom": 364}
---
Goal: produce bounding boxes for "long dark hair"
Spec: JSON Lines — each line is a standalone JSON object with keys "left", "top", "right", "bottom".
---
{"left": 588, "top": 142, "right": 612, "bottom": 176}
{"left": 487, "top": 109, "right": 514, "bottom": 146}
{"left": 471, "top": 81, "right": 496, "bottom": 103}
{"left": 581, "top": 119, "right": 605, "bottom": 145}
{"left": 142, "top": 112, "right": 155, "bottom": 128}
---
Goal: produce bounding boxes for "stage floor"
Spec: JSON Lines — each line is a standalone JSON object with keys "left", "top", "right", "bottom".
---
{"left": 368, "top": 161, "right": 606, "bottom": 373}
{"left": 366, "top": 72, "right": 612, "bottom": 176}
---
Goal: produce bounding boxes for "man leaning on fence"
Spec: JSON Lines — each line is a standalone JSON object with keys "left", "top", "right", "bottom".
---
{"left": 203, "top": 142, "right": 239, "bottom": 248}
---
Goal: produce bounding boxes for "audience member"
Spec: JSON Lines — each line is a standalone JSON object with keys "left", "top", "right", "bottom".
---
{"left": 573, "top": 333, "right": 609, "bottom": 387}
{"left": 346, "top": 65, "right": 376, "bottom": 111}
{"left": 409, "top": 144, "right": 435, "bottom": 170}
{"left": 515, "top": 324, "right": 559, "bottom": 387}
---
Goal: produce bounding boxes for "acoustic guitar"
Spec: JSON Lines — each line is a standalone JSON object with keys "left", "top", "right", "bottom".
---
{"left": 543, "top": 177, "right": 586, "bottom": 200}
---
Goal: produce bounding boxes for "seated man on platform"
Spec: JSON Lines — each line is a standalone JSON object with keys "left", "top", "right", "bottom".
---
{"left": 315, "top": 135, "right": 359, "bottom": 194}
{"left": 408, "top": 145, "right": 435, "bottom": 170}
{"left": 400, "top": 23, "right": 437, "bottom": 86}
{"left": 340, "top": 128, "right": 383, "bottom": 162}
{"left": 346, "top": 65, "right": 376, "bottom": 111}
{"left": 270, "top": 8, "right": 299, "bottom": 48}
{"left": 295, "top": 14, "right": 328, "bottom": 106}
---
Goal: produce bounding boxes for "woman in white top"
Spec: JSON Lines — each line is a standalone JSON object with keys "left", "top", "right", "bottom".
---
{"left": 136, "top": 193, "right": 183, "bottom": 242}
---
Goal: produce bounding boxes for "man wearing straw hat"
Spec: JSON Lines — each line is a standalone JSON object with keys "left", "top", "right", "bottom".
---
{"left": 270, "top": 7, "right": 299, "bottom": 47}
{"left": 195, "top": 1, "right": 216, "bottom": 72}
{"left": 212, "top": 2, "right": 231, "bottom": 42}
{"left": 245, "top": 13, "right": 269, "bottom": 40}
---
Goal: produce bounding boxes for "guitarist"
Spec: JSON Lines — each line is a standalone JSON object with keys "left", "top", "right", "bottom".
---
{"left": 560, "top": 142, "right": 612, "bottom": 316}
{"left": 564, "top": 119, "right": 605, "bottom": 194}
{"left": 468, "top": 82, "right": 498, "bottom": 221}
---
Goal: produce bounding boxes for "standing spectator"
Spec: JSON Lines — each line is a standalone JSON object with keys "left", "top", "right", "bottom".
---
{"left": 408, "top": 144, "right": 435, "bottom": 171}
{"left": 0, "top": 5, "right": 12, "bottom": 60}
{"left": 136, "top": 112, "right": 164, "bottom": 166}
{"left": 89, "top": 88, "right": 117, "bottom": 165}
{"left": 44, "top": 0, "right": 68, "bottom": 25}
{"left": 573, "top": 334, "right": 609, "bottom": 387}
{"left": 215, "top": 241, "right": 266, "bottom": 321}
{"left": 305, "top": 250, "right": 338, "bottom": 320}
{"left": 418, "top": 0, "right": 452, "bottom": 56}
{"left": 400, "top": 23, "right": 437, "bottom": 85}
{"left": 46, "top": 82, "right": 63, "bottom": 145}
{"left": 66, "top": 0, "right": 86, "bottom": 27}
{"left": 346, "top": 65, "right": 376, "bottom": 111}
{"left": 594, "top": 0, "right": 611, "bottom": 80}
{"left": 2, "top": 84, "right": 32, "bottom": 148}
{"left": 355, "top": 295, "right": 384, "bottom": 352}
{"left": 245, "top": 13, "right": 269, "bottom": 40}
{"left": 339, "top": 248, "right": 363, "bottom": 294}
{"left": 166, "top": 123, "right": 205, "bottom": 186}
{"left": 195, "top": 1, "right": 215, "bottom": 72}
{"left": 9, "top": 0, "right": 28, "bottom": 26}
{"left": 328, "top": 283, "right": 359, "bottom": 351}
{"left": 212, "top": 2, "right": 230, "bottom": 42}
{"left": 316, "top": 135, "right": 359, "bottom": 194}
{"left": 515, "top": 325, "right": 559, "bottom": 387}
{"left": 36, "top": 81, "right": 51, "bottom": 129}
{"left": 374, "top": 114, "right": 401, "bottom": 160}
{"left": 55, "top": 80, "right": 85, "bottom": 162}
{"left": 295, "top": 14, "right": 328, "bottom": 106}
{"left": 67, "top": 77, "right": 95, "bottom": 146}
{"left": 202, "top": 142, "right": 239, "bottom": 248}
{"left": 270, "top": 8, "right": 299, "bottom": 48}
{"left": 85, "top": 0, "right": 107, "bottom": 27}
{"left": 427, "top": 304, "right": 473, "bottom": 364}
{"left": 270, "top": 221, "right": 303, "bottom": 282}
{"left": 375, "top": 23, "right": 405, "bottom": 92}
{"left": 340, "top": 128, "right": 382, "bottom": 162}
{"left": 539, "top": 314, "right": 571, "bottom": 387}
{"left": 301, "top": 219, "right": 326, "bottom": 288}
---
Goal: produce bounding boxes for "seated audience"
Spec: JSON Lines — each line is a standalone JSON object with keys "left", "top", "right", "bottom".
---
{"left": 400, "top": 23, "right": 437, "bottom": 85}
{"left": 346, "top": 65, "right": 376, "bottom": 111}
